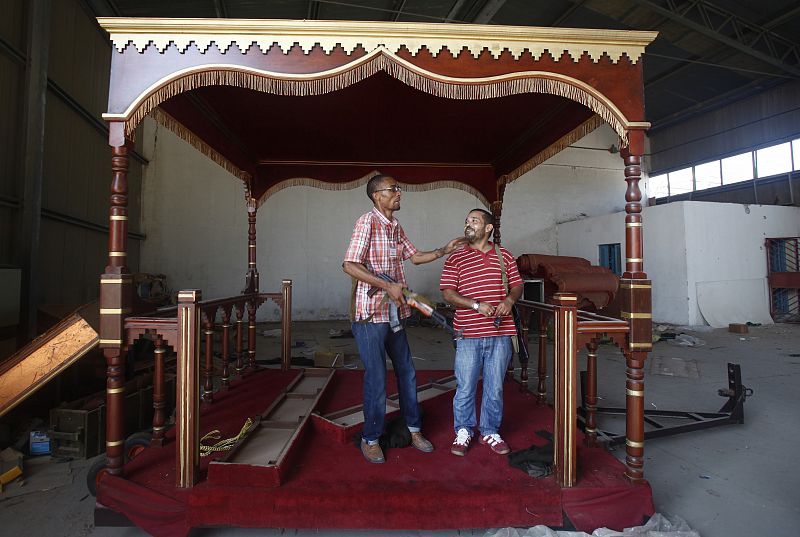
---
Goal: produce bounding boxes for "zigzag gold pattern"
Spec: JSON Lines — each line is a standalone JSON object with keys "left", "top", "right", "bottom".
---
{"left": 97, "top": 18, "right": 656, "bottom": 63}
{"left": 149, "top": 107, "right": 251, "bottom": 183}
{"left": 501, "top": 115, "right": 606, "bottom": 185}
{"left": 121, "top": 50, "right": 629, "bottom": 143}
{"left": 256, "top": 172, "right": 490, "bottom": 208}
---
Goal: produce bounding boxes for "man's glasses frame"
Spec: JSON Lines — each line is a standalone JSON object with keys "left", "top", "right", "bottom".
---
{"left": 375, "top": 185, "right": 402, "bottom": 193}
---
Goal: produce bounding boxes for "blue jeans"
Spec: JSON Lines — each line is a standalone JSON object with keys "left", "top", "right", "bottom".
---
{"left": 453, "top": 336, "right": 512, "bottom": 437}
{"left": 352, "top": 322, "right": 421, "bottom": 443}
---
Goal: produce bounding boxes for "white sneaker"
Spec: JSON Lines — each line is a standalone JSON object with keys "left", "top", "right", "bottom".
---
{"left": 451, "top": 428, "right": 471, "bottom": 456}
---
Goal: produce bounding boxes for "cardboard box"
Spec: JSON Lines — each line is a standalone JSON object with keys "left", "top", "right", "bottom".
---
{"left": 29, "top": 430, "right": 51, "bottom": 455}
{"left": 0, "top": 447, "right": 23, "bottom": 488}
{"left": 728, "top": 323, "right": 748, "bottom": 334}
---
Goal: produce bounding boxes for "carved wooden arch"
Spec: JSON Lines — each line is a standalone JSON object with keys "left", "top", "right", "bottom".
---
{"left": 110, "top": 48, "right": 639, "bottom": 145}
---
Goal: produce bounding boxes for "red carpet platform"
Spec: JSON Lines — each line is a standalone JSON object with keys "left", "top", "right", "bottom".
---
{"left": 96, "top": 368, "right": 653, "bottom": 537}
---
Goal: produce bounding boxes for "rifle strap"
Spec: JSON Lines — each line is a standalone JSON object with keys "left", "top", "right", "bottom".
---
{"left": 494, "top": 244, "right": 519, "bottom": 354}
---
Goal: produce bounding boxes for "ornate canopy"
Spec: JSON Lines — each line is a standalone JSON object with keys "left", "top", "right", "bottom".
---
{"left": 99, "top": 18, "right": 655, "bottom": 206}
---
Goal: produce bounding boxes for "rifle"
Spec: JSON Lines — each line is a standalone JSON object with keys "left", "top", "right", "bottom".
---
{"left": 493, "top": 306, "right": 530, "bottom": 362}
{"left": 367, "top": 273, "right": 461, "bottom": 338}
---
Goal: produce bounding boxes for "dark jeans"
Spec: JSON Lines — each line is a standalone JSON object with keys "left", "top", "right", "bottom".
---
{"left": 351, "top": 322, "right": 421, "bottom": 443}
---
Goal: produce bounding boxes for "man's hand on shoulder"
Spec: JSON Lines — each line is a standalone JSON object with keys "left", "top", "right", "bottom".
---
{"left": 443, "top": 236, "right": 467, "bottom": 254}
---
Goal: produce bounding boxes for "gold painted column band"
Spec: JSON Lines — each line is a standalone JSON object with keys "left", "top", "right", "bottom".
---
{"left": 626, "top": 222, "right": 642, "bottom": 227}
{"left": 626, "top": 257, "right": 643, "bottom": 263}
{"left": 626, "top": 439, "right": 644, "bottom": 448}
{"left": 109, "top": 251, "right": 127, "bottom": 257}
{"left": 107, "top": 387, "right": 126, "bottom": 395}
{"left": 626, "top": 388, "right": 644, "bottom": 397}
{"left": 621, "top": 312, "right": 652, "bottom": 319}
{"left": 100, "top": 308, "right": 132, "bottom": 315}
{"left": 110, "top": 215, "right": 128, "bottom": 221}
{"left": 106, "top": 440, "right": 124, "bottom": 447}
{"left": 629, "top": 342, "right": 651, "bottom": 349}
{"left": 619, "top": 283, "right": 650, "bottom": 289}
{"left": 101, "top": 278, "right": 132, "bottom": 284}
{"left": 99, "top": 338, "right": 122, "bottom": 345}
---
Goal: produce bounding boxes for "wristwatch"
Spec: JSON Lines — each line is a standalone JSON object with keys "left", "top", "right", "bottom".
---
{"left": 471, "top": 301, "right": 480, "bottom": 311}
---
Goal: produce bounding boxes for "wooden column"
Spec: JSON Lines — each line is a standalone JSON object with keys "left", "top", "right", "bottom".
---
{"left": 552, "top": 293, "right": 578, "bottom": 487}
{"left": 100, "top": 127, "right": 133, "bottom": 477}
{"left": 151, "top": 336, "right": 167, "bottom": 446}
{"left": 176, "top": 290, "right": 201, "bottom": 488}
{"left": 245, "top": 200, "right": 259, "bottom": 293}
{"left": 620, "top": 130, "right": 652, "bottom": 483}
{"left": 281, "top": 280, "right": 292, "bottom": 371}
{"left": 518, "top": 308, "right": 531, "bottom": 387}
{"left": 490, "top": 184, "right": 505, "bottom": 244}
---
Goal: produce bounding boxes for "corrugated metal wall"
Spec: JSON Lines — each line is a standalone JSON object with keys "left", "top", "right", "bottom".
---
{"left": 0, "top": 0, "right": 143, "bottom": 316}
{"left": 648, "top": 79, "right": 800, "bottom": 175}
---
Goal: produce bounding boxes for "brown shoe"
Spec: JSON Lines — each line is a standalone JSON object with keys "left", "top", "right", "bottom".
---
{"left": 410, "top": 432, "right": 434, "bottom": 453}
{"left": 361, "top": 441, "right": 385, "bottom": 464}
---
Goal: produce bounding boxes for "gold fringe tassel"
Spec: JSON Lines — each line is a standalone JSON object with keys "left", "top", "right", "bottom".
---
{"left": 501, "top": 114, "right": 606, "bottom": 185}
{"left": 125, "top": 53, "right": 627, "bottom": 144}
{"left": 199, "top": 417, "right": 255, "bottom": 457}
{"left": 256, "top": 172, "right": 490, "bottom": 208}
{"left": 150, "top": 107, "right": 251, "bottom": 184}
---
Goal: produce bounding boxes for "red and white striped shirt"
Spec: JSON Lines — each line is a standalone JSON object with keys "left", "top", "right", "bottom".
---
{"left": 440, "top": 243, "right": 523, "bottom": 338}
{"left": 344, "top": 208, "right": 418, "bottom": 322}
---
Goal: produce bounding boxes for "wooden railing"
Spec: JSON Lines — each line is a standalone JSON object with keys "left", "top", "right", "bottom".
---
{"left": 517, "top": 294, "right": 630, "bottom": 487}
{"left": 121, "top": 281, "right": 292, "bottom": 487}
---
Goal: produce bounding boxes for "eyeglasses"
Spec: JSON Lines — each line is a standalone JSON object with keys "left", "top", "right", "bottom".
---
{"left": 375, "top": 185, "right": 402, "bottom": 193}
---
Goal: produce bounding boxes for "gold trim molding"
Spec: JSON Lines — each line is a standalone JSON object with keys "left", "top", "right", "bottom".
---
{"left": 256, "top": 171, "right": 490, "bottom": 208}
{"left": 97, "top": 18, "right": 657, "bottom": 64}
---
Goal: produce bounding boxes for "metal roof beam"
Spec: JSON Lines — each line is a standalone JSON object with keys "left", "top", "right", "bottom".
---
{"left": 630, "top": 0, "right": 800, "bottom": 77}
{"left": 473, "top": 0, "right": 507, "bottom": 24}
{"left": 213, "top": 0, "right": 228, "bottom": 18}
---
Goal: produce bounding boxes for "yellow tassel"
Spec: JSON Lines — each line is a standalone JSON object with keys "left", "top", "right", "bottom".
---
{"left": 199, "top": 417, "right": 256, "bottom": 457}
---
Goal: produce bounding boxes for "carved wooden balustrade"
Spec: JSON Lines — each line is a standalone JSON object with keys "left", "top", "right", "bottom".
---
{"left": 120, "top": 281, "right": 292, "bottom": 487}
{"left": 516, "top": 294, "right": 631, "bottom": 487}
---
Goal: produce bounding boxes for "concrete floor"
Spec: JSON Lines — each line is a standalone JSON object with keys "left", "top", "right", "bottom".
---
{"left": 1, "top": 320, "right": 798, "bottom": 536}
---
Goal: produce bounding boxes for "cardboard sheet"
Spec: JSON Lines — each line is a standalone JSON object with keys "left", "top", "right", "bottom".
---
{"left": 696, "top": 279, "right": 774, "bottom": 328}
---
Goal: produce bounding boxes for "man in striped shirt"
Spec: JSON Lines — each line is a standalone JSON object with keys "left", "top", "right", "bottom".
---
{"left": 343, "top": 174, "right": 465, "bottom": 464}
{"left": 440, "top": 208, "right": 523, "bottom": 456}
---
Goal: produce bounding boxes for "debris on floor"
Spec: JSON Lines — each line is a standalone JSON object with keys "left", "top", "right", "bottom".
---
{"left": 328, "top": 328, "right": 354, "bottom": 339}
{"left": 484, "top": 512, "right": 700, "bottom": 537}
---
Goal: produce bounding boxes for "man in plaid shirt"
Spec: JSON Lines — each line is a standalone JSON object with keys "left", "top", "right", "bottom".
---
{"left": 343, "top": 174, "right": 465, "bottom": 464}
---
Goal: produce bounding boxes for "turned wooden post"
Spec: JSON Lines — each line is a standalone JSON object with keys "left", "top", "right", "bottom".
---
{"left": 583, "top": 339, "right": 599, "bottom": 447}
{"left": 202, "top": 314, "right": 215, "bottom": 403}
{"left": 491, "top": 184, "right": 504, "bottom": 244}
{"left": 620, "top": 130, "right": 652, "bottom": 483}
{"left": 235, "top": 308, "right": 245, "bottom": 374}
{"left": 536, "top": 312, "right": 548, "bottom": 404}
{"left": 281, "top": 280, "right": 292, "bottom": 371}
{"left": 99, "top": 132, "right": 132, "bottom": 477}
{"left": 245, "top": 200, "right": 259, "bottom": 293}
{"left": 176, "top": 290, "right": 201, "bottom": 488}
{"left": 151, "top": 335, "right": 167, "bottom": 446}
{"left": 518, "top": 307, "right": 530, "bottom": 387}
{"left": 220, "top": 311, "right": 231, "bottom": 389}
{"left": 247, "top": 301, "right": 257, "bottom": 369}
{"left": 552, "top": 293, "right": 578, "bottom": 487}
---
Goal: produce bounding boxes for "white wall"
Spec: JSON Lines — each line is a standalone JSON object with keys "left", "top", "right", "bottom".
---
{"left": 139, "top": 120, "right": 630, "bottom": 320}
{"left": 502, "top": 125, "right": 627, "bottom": 258}
{"left": 138, "top": 118, "right": 248, "bottom": 300}
{"left": 557, "top": 201, "right": 800, "bottom": 325}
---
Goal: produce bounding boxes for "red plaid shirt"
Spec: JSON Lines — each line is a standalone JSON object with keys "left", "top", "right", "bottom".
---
{"left": 344, "top": 208, "right": 418, "bottom": 322}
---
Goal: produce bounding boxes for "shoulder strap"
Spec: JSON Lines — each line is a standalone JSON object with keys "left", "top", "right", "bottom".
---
{"left": 494, "top": 243, "right": 509, "bottom": 294}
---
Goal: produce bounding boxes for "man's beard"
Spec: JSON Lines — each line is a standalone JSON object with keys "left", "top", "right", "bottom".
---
{"left": 465, "top": 228, "right": 480, "bottom": 244}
